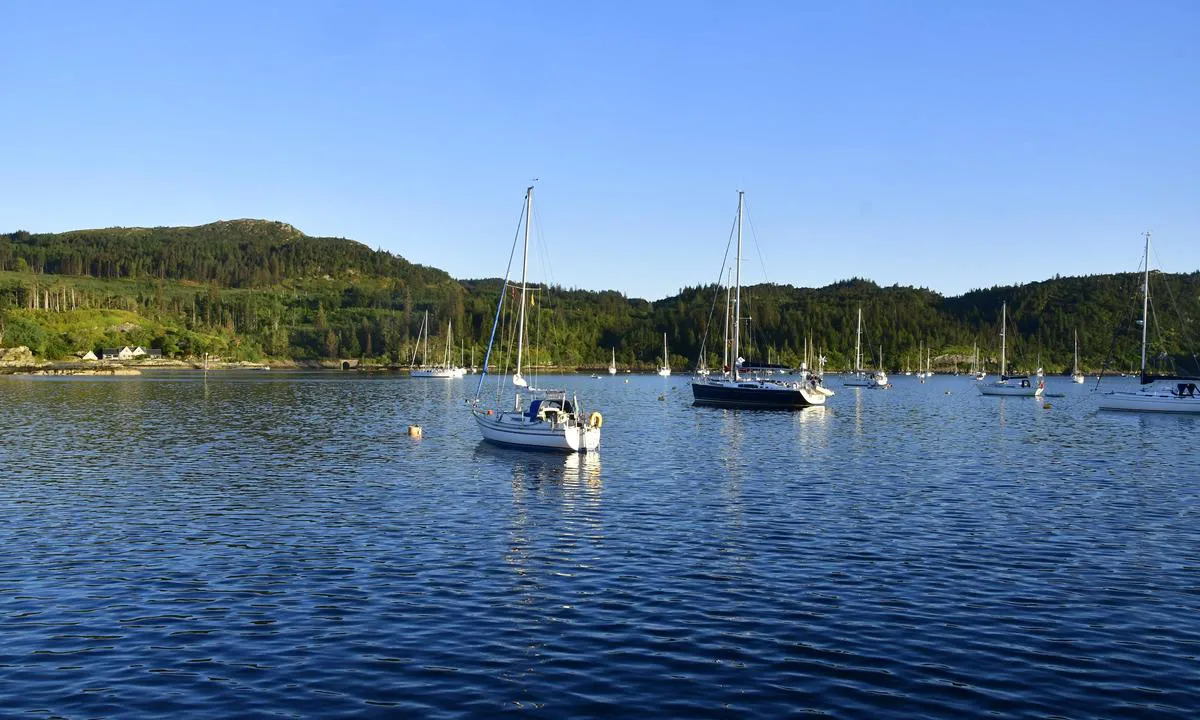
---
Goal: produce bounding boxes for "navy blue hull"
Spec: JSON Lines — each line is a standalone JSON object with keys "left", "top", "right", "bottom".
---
{"left": 691, "top": 382, "right": 819, "bottom": 409}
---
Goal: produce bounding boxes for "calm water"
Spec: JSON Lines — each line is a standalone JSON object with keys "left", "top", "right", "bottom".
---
{"left": 1, "top": 371, "right": 1197, "bottom": 718}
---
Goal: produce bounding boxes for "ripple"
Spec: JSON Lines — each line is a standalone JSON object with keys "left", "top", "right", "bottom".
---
{"left": 0, "top": 373, "right": 1198, "bottom": 716}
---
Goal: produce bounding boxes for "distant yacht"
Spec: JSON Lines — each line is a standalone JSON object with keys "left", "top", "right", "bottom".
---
{"left": 1098, "top": 233, "right": 1200, "bottom": 413}
{"left": 608, "top": 347, "right": 617, "bottom": 375}
{"left": 691, "top": 192, "right": 832, "bottom": 408}
{"left": 971, "top": 342, "right": 986, "bottom": 381}
{"left": 843, "top": 309, "right": 887, "bottom": 388}
{"left": 657, "top": 333, "right": 671, "bottom": 377}
{"left": 978, "top": 302, "right": 1043, "bottom": 397}
{"left": 410, "top": 312, "right": 461, "bottom": 378}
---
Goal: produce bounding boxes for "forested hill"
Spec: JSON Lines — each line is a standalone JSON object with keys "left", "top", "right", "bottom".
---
{"left": 0, "top": 219, "right": 452, "bottom": 288}
{"left": 1, "top": 220, "right": 1198, "bottom": 377}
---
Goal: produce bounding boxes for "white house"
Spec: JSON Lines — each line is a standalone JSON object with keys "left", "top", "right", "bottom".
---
{"left": 100, "top": 346, "right": 134, "bottom": 360}
{"left": 131, "top": 346, "right": 147, "bottom": 357}
{"left": 79, "top": 350, "right": 98, "bottom": 361}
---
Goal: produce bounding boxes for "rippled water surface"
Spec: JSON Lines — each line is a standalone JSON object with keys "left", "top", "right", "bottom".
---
{"left": 1, "top": 371, "right": 1197, "bottom": 717}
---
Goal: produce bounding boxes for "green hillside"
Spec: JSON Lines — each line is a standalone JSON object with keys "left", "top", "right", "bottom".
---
{"left": 2, "top": 220, "right": 1198, "bottom": 376}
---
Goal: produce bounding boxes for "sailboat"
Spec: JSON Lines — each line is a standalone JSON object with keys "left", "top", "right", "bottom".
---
{"left": 1098, "top": 233, "right": 1200, "bottom": 413}
{"left": 843, "top": 309, "right": 887, "bottom": 388}
{"left": 978, "top": 302, "right": 1043, "bottom": 396}
{"left": 1071, "top": 330, "right": 1085, "bottom": 384}
{"left": 410, "top": 312, "right": 458, "bottom": 378}
{"left": 972, "top": 343, "right": 986, "bottom": 381}
{"left": 608, "top": 347, "right": 617, "bottom": 376}
{"left": 470, "top": 186, "right": 602, "bottom": 451}
{"left": 870, "top": 346, "right": 890, "bottom": 389}
{"left": 691, "top": 191, "right": 832, "bottom": 408}
{"left": 657, "top": 333, "right": 671, "bottom": 376}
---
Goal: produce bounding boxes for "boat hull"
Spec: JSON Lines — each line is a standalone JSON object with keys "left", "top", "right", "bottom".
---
{"left": 1098, "top": 390, "right": 1200, "bottom": 413}
{"left": 473, "top": 410, "right": 600, "bottom": 452}
{"left": 843, "top": 371, "right": 887, "bottom": 387}
{"left": 978, "top": 382, "right": 1043, "bottom": 397}
{"left": 691, "top": 378, "right": 828, "bottom": 408}
{"left": 411, "top": 368, "right": 456, "bottom": 378}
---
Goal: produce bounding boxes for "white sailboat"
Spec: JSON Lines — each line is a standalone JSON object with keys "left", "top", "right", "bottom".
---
{"left": 608, "top": 347, "right": 617, "bottom": 375}
{"left": 657, "top": 333, "right": 671, "bottom": 376}
{"left": 843, "top": 309, "right": 872, "bottom": 387}
{"left": 870, "top": 345, "right": 890, "bottom": 389}
{"left": 410, "top": 312, "right": 457, "bottom": 378}
{"left": 691, "top": 191, "right": 831, "bottom": 408}
{"left": 1098, "top": 232, "right": 1200, "bottom": 413}
{"left": 972, "top": 342, "right": 986, "bottom": 381}
{"left": 1071, "top": 330, "right": 1085, "bottom": 384}
{"left": 978, "top": 302, "right": 1043, "bottom": 396}
{"left": 843, "top": 309, "right": 887, "bottom": 387}
{"left": 471, "top": 186, "right": 602, "bottom": 451}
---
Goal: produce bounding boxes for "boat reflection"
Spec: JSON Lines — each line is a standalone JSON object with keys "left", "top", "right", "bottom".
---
{"left": 791, "top": 405, "right": 831, "bottom": 450}
{"left": 472, "top": 443, "right": 603, "bottom": 495}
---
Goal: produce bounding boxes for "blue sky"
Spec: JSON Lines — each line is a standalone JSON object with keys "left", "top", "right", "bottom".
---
{"left": 3, "top": 1, "right": 1197, "bottom": 300}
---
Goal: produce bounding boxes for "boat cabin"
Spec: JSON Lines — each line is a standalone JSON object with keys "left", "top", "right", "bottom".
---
{"left": 528, "top": 395, "right": 575, "bottom": 423}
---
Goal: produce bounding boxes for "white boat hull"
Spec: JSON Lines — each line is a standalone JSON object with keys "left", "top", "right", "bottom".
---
{"left": 1072, "top": 374, "right": 1085, "bottom": 384}
{"left": 978, "top": 381, "right": 1043, "bottom": 397}
{"left": 1098, "top": 388, "right": 1200, "bottom": 413}
{"left": 657, "top": 368, "right": 671, "bottom": 377}
{"left": 473, "top": 409, "right": 601, "bottom": 452}
{"left": 411, "top": 368, "right": 456, "bottom": 378}
{"left": 843, "top": 371, "right": 887, "bottom": 387}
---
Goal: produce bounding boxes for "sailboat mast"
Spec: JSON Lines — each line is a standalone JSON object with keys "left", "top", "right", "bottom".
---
{"left": 1140, "top": 231, "right": 1151, "bottom": 375}
{"left": 1000, "top": 302, "right": 1007, "bottom": 377}
{"left": 515, "top": 187, "right": 532, "bottom": 378}
{"left": 423, "top": 311, "right": 429, "bottom": 365}
{"left": 733, "top": 191, "right": 743, "bottom": 380}
{"left": 855, "top": 308, "right": 862, "bottom": 372}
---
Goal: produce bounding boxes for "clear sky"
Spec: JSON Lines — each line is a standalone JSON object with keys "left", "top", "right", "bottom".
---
{"left": 3, "top": 1, "right": 1197, "bottom": 300}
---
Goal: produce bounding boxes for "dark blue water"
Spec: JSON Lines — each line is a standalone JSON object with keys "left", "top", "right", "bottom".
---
{"left": 1, "top": 371, "right": 1197, "bottom": 717}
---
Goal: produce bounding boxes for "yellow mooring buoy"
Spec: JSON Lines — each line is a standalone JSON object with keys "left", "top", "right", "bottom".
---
{"left": 1042, "top": 403, "right": 1052, "bottom": 410}
{"left": 408, "top": 425, "right": 423, "bottom": 437}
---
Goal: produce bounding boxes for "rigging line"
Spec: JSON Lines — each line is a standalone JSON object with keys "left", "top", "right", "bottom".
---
{"left": 1150, "top": 244, "right": 1200, "bottom": 373}
{"left": 533, "top": 202, "right": 557, "bottom": 289}
{"left": 1095, "top": 272, "right": 1143, "bottom": 387}
{"left": 527, "top": 196, "right": 569, "bottom": 364}
{"left": 474, "top": 199, "right": 527, "bottom": 400}
{"left": 696, "top": 209, "right": 742, "bottom": 371}
{"left": 742, "top": 196, "right": 771, "bottom": 286}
